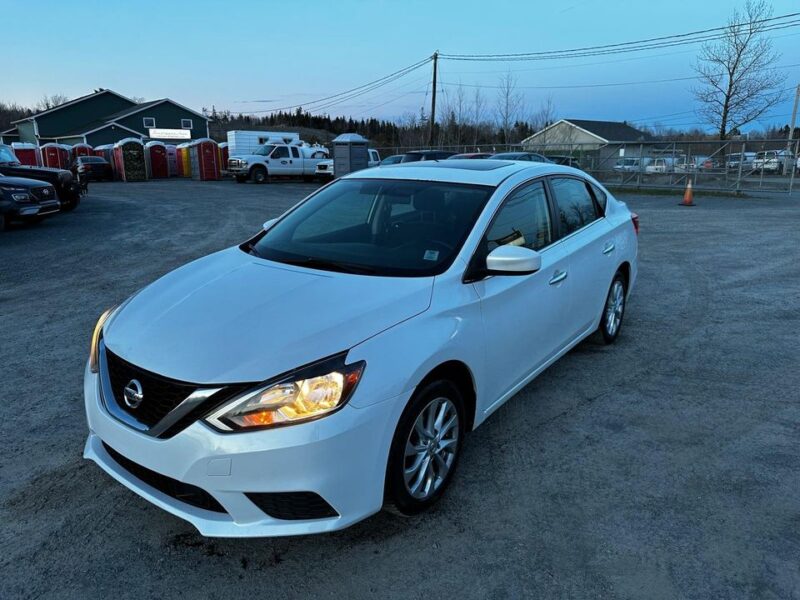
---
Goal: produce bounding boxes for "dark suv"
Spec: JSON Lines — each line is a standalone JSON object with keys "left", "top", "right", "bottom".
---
{"left": 0, "top": 173, "right": 60, "bottom": 230}
{"left": 0, "top": 144, "right": 81, "bottom": 211}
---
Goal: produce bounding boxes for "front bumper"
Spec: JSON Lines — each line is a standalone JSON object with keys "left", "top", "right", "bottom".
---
{"left": 228, "top": 165, "right": 248, "bottom": 175}
{"left": 15, "top": 199, "right": 60, "bottom": 217}
{"left": 83, "top": 364, "right": 407, "bottom": 537}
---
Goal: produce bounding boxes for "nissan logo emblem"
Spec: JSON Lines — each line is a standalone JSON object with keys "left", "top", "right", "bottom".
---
{"left": 123, "top": 379, "right": 144, "bottom": 409}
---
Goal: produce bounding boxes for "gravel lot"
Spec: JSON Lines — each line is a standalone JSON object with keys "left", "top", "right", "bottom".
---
{"left": 1, "top": 179, "right": 798, "bottom": 599}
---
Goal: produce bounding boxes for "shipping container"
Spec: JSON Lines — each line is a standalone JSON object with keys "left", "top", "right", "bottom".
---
{"left": 227, "top": 130, "right": 300, "bottom": 156}
{"left": 144, "top": 141, "right": 169, "bottom": 179}
{"left": 189, "top": 138, "right": 220, "bottom": 181}
{"left": 113, "top": 138, "right": 147, "bottom": 181}
{"left": 11, "top": 142, "right": 42, "bottom": 166}
{"left": 41, "top": 143, "right": 71, "bottom": 169}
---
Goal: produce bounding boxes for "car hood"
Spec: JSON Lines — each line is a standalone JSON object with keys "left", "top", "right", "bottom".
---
{"left": 0, "top": 175, "right": 50, "bottom": 189}
{"left": 0, "top": 164, "right": 70, "bottom": 183}
{"left": 104, "top": 247, "right": 433, "bottom": 384}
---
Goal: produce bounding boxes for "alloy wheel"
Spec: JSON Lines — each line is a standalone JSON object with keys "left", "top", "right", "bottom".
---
{"left": 403, "top": 397, "right": 459, "bottom": 500}
{"left": 605, "top": 279, "right": 625, "bottom": 337}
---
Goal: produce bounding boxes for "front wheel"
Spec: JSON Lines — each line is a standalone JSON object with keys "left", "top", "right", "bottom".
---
{"left": 250, "top": 166, "right": 268, "bottom": 184}
{"left": 61, "top": 196, "right": 80, "bottom": 212}
{"left": 599, "top": 272, "right": 626, "bottom": 344}
{"left": 385, "top": 380, "right": 465, "bottom": 515}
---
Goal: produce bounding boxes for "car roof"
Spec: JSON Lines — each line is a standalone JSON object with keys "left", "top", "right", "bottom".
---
{"left": 343, "top": 159, "right": 580, "bottom": 186}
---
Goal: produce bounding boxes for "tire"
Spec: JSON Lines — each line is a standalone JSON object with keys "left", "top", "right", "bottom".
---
{"left": 250, "top": 166, "right": 268, "bottom": 184}
{"left": 235, "top": 175, "right": 247, "bottom": 184}
{"left": 599, "top": 271, "right": 627, "bottom": 344}
{"left": 385, "top": 379, "right": 465, "bottom": 516}
{"left": 0, "top": 213, "right": 7, "bottom": 231}
{"left": 61, "top": 195, "right": 80, "bottom": 212}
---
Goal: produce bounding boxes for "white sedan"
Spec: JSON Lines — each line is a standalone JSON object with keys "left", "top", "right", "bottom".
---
{"left": 84, "top": 160, "right": 638, "bottom": 537}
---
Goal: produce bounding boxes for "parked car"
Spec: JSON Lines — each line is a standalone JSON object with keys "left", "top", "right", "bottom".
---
{"left": 447, "top": 152, "right": 494, "bottom": 159}
{"left": 492, "top": 151, "right": 552, "bottom": 163}
{"left": 0, "top": 144, "right": 81, "bottom": 210}
{"left": 752, "top": 150, "right": 794, "bottom": 173}
{"left": 546, "top": 155, "right": 582, "bottom": 169}
{"left": 645, "top": 157, "right": 677, "bottom": 174}
{"left": 674, "top": 155, "right": 710, "bottom": 172}
{"left": 0, "top": 173, "right": 60, "bottom": 230}
{"left": 614, "top": 157, "right": 653, "bottom": 172}
{"left": 314, "top": 149, "right": 382, "bottom": 178}
{"left": 71, "top": 155, "right": 113, "bottom": 181}
{"left": 380, "top": 154, "right": 404, "bottom": 166}
{"left": 228, "top": 142, "right": 329, "bottom": 183}
{"left": 84, "top": 160, "right": 638, "bottom": 537}
{"left": 400, "top": 150, "right": 458, "bottom": 162}
{"left": 725, "top": 152, "right": 756, "bottom": 170}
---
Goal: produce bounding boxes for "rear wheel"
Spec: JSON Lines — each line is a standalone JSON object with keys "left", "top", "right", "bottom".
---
{"left": 599, "top": 272, "right": 626, "bottom": 344}
{"left": 250, "top": 166, "right": 268, "bottom": 184}
{"left": 385, "top": 380, "right": 465, "bottom": 515}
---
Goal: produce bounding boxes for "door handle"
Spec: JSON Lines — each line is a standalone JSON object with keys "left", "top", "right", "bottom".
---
{"left": 549, "top": 270, "right": 568, "bottom": 285}
{"left": 602, "top": 242, "right": 616, "bottom": 255}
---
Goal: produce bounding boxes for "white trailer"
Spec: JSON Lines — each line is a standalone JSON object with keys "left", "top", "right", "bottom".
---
{"left": 227, "top": 131, "right": 300, "bottom": 156}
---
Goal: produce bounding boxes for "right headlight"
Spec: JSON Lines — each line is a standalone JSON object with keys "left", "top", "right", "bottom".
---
{"left": 205, "top": 354, "right": 365, "bottom": 432}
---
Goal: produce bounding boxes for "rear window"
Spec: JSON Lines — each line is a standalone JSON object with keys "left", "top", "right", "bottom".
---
{"left": 550, "top": 177, "right": 599, "bottom": 236}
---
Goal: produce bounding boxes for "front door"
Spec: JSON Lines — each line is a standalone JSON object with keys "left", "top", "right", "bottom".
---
{"left": 470, "top": 179, "right": 572, "bottom": 407}
{"left": 269, "top": 146, "right": 293, "bottom": 175}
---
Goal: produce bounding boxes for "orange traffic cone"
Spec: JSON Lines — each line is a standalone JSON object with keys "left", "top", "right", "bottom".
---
{"left": 680, "top": 179, "right": 695, "bottom": 206}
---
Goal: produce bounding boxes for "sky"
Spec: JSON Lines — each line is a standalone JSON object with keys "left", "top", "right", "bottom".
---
{"left": 3, "top": 0, "right": 799, "bottom": 132}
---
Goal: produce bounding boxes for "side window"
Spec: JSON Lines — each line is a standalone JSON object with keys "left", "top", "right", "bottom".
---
{"left": 589, "top": 182, "right": 607, "bottom": 213}
{"left": 485, "top": 181, "right": 552, "bottom": 253}
{"left": 290, "top": 146, "right": 300, "bottom": 158}
{"left": 550, "top": 177, "right": 599, "bottom": 236}
{"left": 271, "top": 146, "right": 289, "bottom": 159}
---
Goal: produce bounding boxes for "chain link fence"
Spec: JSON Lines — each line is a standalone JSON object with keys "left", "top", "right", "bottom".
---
{"left": 374, "top": 139, "right": 800, "bottom": 194}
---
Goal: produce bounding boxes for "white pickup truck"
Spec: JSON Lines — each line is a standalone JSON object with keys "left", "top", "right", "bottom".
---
{"left": 228, "top": 142, "right": 329, "bottom": 183}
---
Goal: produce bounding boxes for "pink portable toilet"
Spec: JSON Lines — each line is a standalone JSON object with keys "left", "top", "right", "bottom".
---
{"left": 41, "top": 143, "right": 70, "bottom": 168}
{"left": 71, "top": 143, "right": 93, "bottom": 159}
{"left": 11, "top": 143, "right": 42, "bottom": 166}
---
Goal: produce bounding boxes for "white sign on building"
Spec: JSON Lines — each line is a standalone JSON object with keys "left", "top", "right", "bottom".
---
{"left": 149, "top": 128, "right": 191, "bottom": 140}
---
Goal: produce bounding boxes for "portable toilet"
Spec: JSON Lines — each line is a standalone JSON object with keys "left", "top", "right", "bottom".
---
{"left": 11, "top": 142, "right": 42, "bottom": 166}
{"left": 71, "top": 143, "right": 93, "bottom": 159}
{"left": 176, "top": 142, "right": 192, "bottom": 177}
{"left": 165, "top": 144, "right": 178, "bottom": 177}
{"left": 190, "top": 138, "right": 220, "bottom": 181}
{"left": 332, "top": 133, "right": 370, "bottom": 176}
{"left": 144, "top": 141, "right": 169, "bottom": 179}
{"left": 41, "top": 143, "right": 71, "bottom": 169}
{"left": 113, "top": 138, "right": 147, "bottom": 181}
{"left": 218, "top": 142, "right": 229, "bottom": 173}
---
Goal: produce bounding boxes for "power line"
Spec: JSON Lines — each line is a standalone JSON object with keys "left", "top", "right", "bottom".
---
{"left": 439, "top": 13, "right": 800, "bottom": 61}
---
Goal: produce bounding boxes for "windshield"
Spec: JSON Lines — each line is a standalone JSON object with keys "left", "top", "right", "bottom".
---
{"left": 253, "top": 144, "right": 276, "bottom": 156}
{"left": 0, "top": 145, "right": 20, "bottom": 165}
{"left": 250, "top": 178, "right": 494, "bottom": 277}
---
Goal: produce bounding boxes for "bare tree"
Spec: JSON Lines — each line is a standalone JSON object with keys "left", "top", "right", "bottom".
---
{"left": 530, "top": 95, "right": 557, "bottom": 133}
{"left": 692, "top": 0, "right": 786, "bottom": 139}
{"left": 471, "top": 87, "right": 487, "bottom": 146}
{"left": 495, "top": 71, "right": 523, "bottom": 144}
{"left": 35, "top": 94, "right": 70, "bottom": 111}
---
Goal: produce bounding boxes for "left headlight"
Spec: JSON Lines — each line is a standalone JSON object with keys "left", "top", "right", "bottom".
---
{"left": 205, "top": 354, "right": 365, "bottom": 432}
{"left": 89, "top": 306, "right": 118, "bottom": 373}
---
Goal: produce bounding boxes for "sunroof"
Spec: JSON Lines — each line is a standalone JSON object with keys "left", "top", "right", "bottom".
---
{"left": 403, "top": 160, "right": 514, "bottom": 171}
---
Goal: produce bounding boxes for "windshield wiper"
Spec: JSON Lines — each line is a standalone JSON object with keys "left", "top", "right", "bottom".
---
{"left": 278, "top": 257, "right": 377, "bottom": 275}
{"left": 242, "top": 240, "right": 262, "bottom": 258}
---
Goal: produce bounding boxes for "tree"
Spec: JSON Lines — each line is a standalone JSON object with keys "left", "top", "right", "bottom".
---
{"left": 495, "top": 71, "right": 523, "bottom": 144}
{"left": 692, "top": 0, "right": 786, "bottom": 139}
{"left": 530, "top": 95, "right": 557, "bottom": 133}
{"left": 35, "top": 93, "right": 69, "bottom": 111}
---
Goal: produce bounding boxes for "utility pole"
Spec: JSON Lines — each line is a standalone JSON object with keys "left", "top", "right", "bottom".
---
{"left": 428, "top": 51, "right": 438, "bottom": 147}
{"left": 784, "top": 84, "right": 799, "bottom": 175}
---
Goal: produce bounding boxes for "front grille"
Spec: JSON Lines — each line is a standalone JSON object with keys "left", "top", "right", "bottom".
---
{"left": 103, "top": 443, "right": 226, "bottom": 513}
{"left": 105, "top": 349, "right": 197, "bottom": 428}
{"left": 29, "top": 185, "right": 56, "bottom": 203}
{"left": 245, "top": 492, "right": 339, "bottom": 520}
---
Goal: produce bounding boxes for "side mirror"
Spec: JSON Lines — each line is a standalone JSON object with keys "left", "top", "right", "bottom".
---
{"left": 485, "top": 245, "right": 541, "bottom": 275}
{"left": 262, "top": 218, "right": 277, "bottom": 231}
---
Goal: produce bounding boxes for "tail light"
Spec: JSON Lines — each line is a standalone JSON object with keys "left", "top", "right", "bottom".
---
{"left": 631, "top": 212, "right": 639, "bottom": 235}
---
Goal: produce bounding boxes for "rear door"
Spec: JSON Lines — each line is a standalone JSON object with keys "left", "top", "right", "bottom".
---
{"left": 288, "top": 146, "right": 304, "bottom": 176}
{"left": 547, "top": 176, "right": 616, "bottom": 340}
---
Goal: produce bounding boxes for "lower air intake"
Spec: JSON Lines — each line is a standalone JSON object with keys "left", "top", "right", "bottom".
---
{"left": 245, "top": 491, "right": 338, "bottom": 520}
